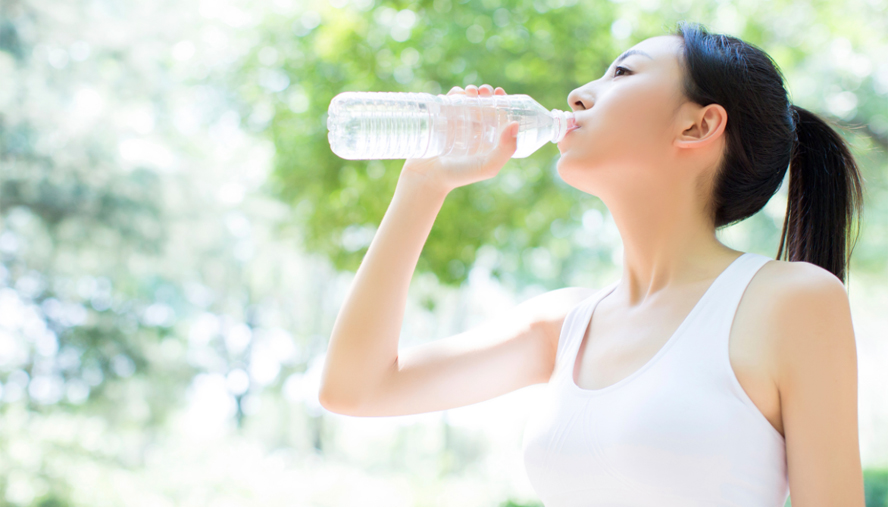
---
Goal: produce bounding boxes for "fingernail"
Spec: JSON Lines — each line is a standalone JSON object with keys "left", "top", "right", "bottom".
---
{"left": 511, "top": 124, "right": 519, "bottom": 137}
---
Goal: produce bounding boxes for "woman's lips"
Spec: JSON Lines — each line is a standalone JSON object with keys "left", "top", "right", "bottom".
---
{"left": 558, "top": 118, "right": 580, "bottom": 149}
{"left": 565, "top": 116, "right": 581, "bottom": 135}
{"left": 566, "top": 116, "right": 579, "bottom": 133}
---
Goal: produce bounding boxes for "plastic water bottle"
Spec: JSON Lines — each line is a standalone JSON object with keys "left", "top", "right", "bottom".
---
{"left": 326, "top": 91, "right": 576, "bottom": 160}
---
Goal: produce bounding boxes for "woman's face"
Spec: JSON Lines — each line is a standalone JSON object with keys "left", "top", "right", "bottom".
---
{"left": 556, "top": 35, "right": 695, "bottom": 199}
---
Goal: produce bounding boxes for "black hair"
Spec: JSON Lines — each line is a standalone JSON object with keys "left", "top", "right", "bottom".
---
{"left": 670, "top": 21, "right": 864, "bottom": 284}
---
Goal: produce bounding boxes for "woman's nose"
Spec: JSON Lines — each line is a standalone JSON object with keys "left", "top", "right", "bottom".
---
{"left": 567, "top": 89, "right": 590, "bottom": 111}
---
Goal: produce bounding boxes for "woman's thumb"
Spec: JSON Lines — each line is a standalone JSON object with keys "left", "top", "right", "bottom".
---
{"left": 485, "top": 121, "right": 519, "bottom": 170}
{"left": 499, "top": 121, "right": 519, "bottom": 154}
{"left": 478, "top": 121, "right": 519, "bottom": 177}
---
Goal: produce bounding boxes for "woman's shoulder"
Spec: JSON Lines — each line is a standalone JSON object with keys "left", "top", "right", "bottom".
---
{"left": 746, "top": 257, "right": 848, "bottom": 337}
{"left": 752, "top": 256, "right": 846, "bottom": 297}
{"left": 742, "top": 256, "right": 853, "bottom": 383}
{"left": 524, "top": 285, "right": 611, "bottom": 357}
{"left": 525, "top": 286, "right": 601, "bottom": 328}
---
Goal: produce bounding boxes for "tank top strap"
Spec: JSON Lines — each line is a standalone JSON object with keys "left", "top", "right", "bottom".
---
{"left": 553, "top": 280, "right": 620, "bottom": 378}
{"left": 668, "top": 252, "right": 774, "bottom": 365}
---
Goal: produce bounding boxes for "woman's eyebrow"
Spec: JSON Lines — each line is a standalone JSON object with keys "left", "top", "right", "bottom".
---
{"left": 614, "top": 49, "right": 653, "bottom": 66}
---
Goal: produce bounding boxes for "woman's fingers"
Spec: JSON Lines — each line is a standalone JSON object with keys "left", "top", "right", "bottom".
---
{"left": 473, "top": 84, "right": 492, "bottom": 96}
{"left": 449, "top": 84, "right": 505, "bottom": 97}
{"left": 464, "top": 84, "right": 498, "bottom": 97}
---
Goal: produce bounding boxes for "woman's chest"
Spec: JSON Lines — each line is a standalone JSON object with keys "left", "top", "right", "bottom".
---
{"left": 573, "top": 282, "right": 784, "bottom": 438}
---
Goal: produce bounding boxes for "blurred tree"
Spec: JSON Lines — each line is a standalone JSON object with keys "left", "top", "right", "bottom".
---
{"left": 0, "top": 1, "right": 325, "bottom": 499}
{"left": 237, "top": 0, "right": 626, "bottom": 293}
{"left": 0, "top": 3, "right": 190, "bottom": 424}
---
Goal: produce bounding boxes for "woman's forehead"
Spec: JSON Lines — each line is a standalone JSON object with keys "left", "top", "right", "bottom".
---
{"left": 625, "top": 36, "right": 682, "bottom": 64}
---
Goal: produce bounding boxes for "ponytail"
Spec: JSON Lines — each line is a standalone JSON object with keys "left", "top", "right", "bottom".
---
{"left": 777, "top": 105, "right": 865, "bottom": 285}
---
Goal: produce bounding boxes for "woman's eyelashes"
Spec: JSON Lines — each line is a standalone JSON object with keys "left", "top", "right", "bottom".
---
{"left": 613, "top": 66, "right": 631, "bottom": 77}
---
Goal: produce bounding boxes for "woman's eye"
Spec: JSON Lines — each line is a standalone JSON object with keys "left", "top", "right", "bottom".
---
{"left": 614, "top": 66, "right": 630, "bottom": 77}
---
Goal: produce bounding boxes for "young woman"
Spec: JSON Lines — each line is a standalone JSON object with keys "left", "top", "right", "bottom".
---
{"left": 319, "top": 21, "right": 866, "bottom": 506}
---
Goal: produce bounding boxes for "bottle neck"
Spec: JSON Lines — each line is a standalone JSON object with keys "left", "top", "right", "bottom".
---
{"left": 549, "top": 109, "right": 575, "bottom": 143}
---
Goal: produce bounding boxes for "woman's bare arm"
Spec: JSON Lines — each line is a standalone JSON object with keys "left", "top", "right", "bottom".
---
{"left": 318, "top": 168, "right": 593, "bottom": 416}
{"left": 318, "top": 172, "right": 448, "bottom": 413}
{"left": 344, "top": 285, "right": 594, "bottom": 417}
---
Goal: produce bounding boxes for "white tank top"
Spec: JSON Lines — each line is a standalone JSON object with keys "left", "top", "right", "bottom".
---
{"left": 521, "top": 252, "right": 788, "bottom": 507}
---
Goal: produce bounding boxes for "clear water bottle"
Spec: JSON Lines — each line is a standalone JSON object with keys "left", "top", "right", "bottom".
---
{"left": 326, "top": 91, "right": 576, "bottom": 160}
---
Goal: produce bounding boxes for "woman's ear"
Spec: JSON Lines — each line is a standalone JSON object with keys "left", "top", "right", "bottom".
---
{"left": 675, "top": 103, "right": 728, "bottom": 149}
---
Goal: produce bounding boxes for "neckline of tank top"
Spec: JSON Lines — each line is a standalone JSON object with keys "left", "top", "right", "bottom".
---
{"left": 566, "top": 251, "right": 758, "bottom": 396}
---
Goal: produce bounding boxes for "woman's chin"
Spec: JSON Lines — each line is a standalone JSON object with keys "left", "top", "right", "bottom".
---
{"left": 555, "top": 157, "right": 583, "bottom": 183}
{"left": 557, "top": 156, "right": 608, "bottom": 188}
{"left": 556, "top": 153, "right": 590, "bottom": 173}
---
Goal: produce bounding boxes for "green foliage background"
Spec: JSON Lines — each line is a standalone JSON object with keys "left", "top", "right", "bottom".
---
{"left": 1, "top": 0, "right": 887, "bottom": 505}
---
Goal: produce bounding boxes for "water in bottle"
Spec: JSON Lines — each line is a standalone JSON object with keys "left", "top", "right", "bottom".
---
{"left": 326, "top": 91, "right": 576, "bottom": 160}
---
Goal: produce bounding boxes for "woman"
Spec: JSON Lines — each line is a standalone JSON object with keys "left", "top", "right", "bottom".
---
{"left": 319, "top": 21, "right": 865, "bottom": 506}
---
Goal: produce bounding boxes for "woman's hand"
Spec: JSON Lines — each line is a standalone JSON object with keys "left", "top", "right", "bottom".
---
{"left": 401, "top": 84, "right": 520, "bottom": 193}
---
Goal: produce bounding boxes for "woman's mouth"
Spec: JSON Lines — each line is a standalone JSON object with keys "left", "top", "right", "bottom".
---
{"left": 565, "top": 116, "right": 580, "bottom": 134}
